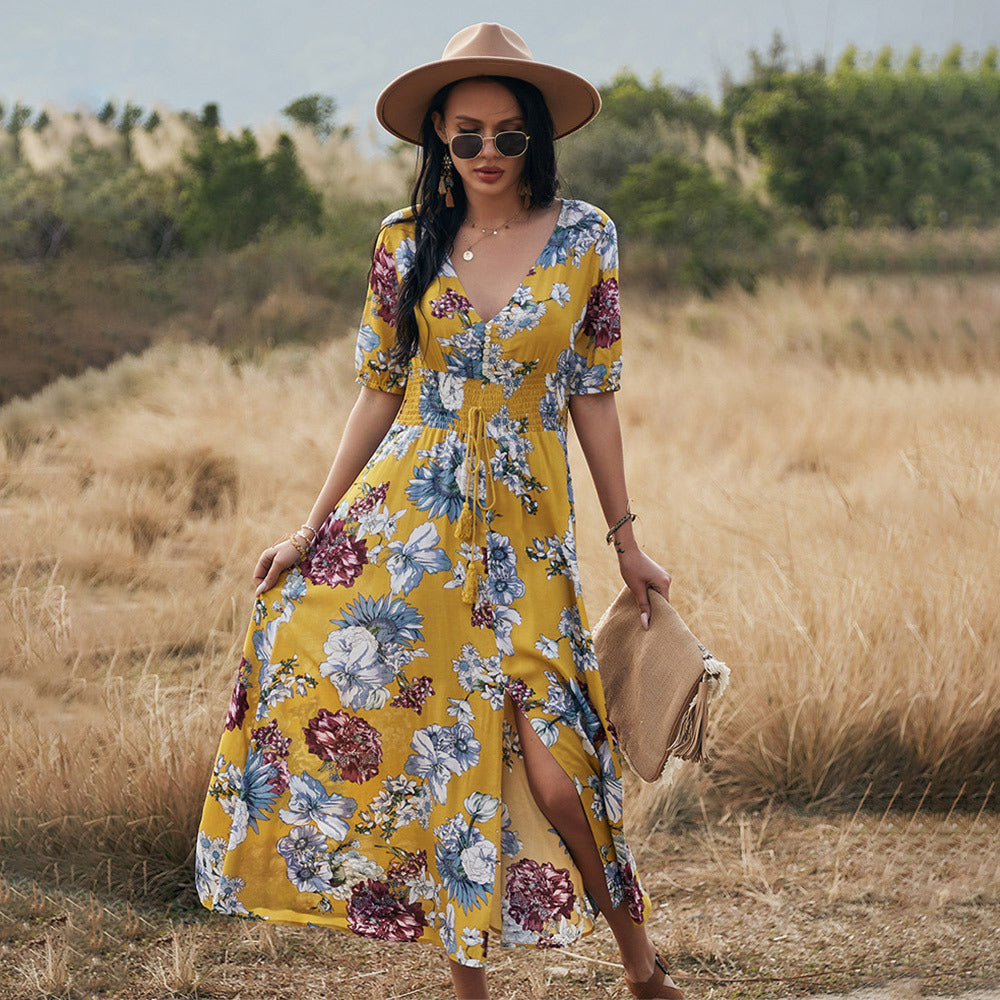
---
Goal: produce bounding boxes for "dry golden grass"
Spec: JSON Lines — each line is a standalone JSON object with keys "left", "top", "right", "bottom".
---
{"left": 1, "top": 269, "right": 999, "bottom": 993}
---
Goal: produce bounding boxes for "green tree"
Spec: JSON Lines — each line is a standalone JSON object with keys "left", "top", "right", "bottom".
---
{"left": 282, "top": 94, "right": 340, "bottom": 140}
{"left": 179, "top": 128, "right": 322, "bottom": 251}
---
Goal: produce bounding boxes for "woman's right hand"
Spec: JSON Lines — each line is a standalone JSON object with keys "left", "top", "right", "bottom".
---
{"left": 254, "top": 540, "right": 304, "bottom": 597}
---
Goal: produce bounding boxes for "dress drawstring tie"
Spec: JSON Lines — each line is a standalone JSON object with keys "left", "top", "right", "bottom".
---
{"left": 457, "top": 405, "right": 495, "bottom": 605}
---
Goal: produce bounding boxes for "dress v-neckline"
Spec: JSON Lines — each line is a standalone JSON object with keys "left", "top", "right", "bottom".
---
{"left": 445, "top": 199, "right": 567, "bottom": 326}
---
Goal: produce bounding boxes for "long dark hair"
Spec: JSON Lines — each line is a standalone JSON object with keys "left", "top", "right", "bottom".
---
{"left": 385, "top": 75, "right": 558, "bottom": 366}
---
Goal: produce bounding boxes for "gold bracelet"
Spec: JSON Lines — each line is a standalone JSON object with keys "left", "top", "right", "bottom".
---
{"left": 286, "top": 533, "right": 309, "bottom": 560}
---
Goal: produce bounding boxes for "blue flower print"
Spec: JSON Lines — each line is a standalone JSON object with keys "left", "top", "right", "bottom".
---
{"left": 404, "top": 722, "right": 481, "bottom": 803}
{"left": 355, "top": 323, "right": 380, "bottom": 371}
{"left": 485, "top": 532, "right": 517, "bottom": 577}
{"left": 493, "top": 288, "right": 547, "bottom": 339}
{"left": 443, "top": 327, "right": 486, "bottom": 380}
{"left": 595, "top": 219, "right": 619, "bottom": 270}
{"left": 279, "top": 772, "right": 357, "bottom": 840}
{"left": 277, "top": 825, "right": 338, "bottom": 893}
{"left": 418, "top": 370, "right": 464, "bottom": 429}
{"left": 195, "top": 832, "right": 227, "bottom": 904}
{"left": 319, "top": 625, "right": 395, "bottom": 711}
{"left": 489, "top": 603, "right": 522, "bottom": 658}
{"left": 597, "top": 740, "right": 624, "bottom": 824}
{"left": 385, "top": 523, "right": 452, "bottom": 596}
{"left": 543, "top": 670, "right": 602, "bottom": 753}
{"left": 500, "top": 803, "right": 523, "bottom": 857}
{"left": 539, "top": 388, "right": 561, "bottom": 430}
{"left": 446, "top": 697, "right": 475, "bottom": 724}
{"left": 530, "top": 715, "right": 559, "bottom": 747}
{"left": 485, "top": 572, "right": 525, "bottom": 606}
{"left": 280, "top": 568, "right": 308, "bottom": 603}
{"left": 394, "top": 235, "right": 416, "bottom": 279}
{"left": 333, "top": 593, "right": 425, "bottom": 647}
{"left": 452, "top": 644, "right": 505, "bottom": 709}
{"left": 277, "top": 823, "right": 327, "bottom": 862}
{"left": 438, "top": 722, "right": 481, "bottom": 772}
{"left": 213, "top": 875, "right": 251, "bottom": 916}
{"left": 550, "top": 282, "right": 571, "bottom": 306}
{"left": 438, "top": 901, "right": 457, "bottom": 954}
{"left": 434, "top": 813, "right": 497, "bottom": 911}
{"left": 407, "top": 435, "right": 466, "bottom": 522}
{"left": 566, "top": 352, "right": 608, "bottom": 395}
{"left": 237, "top": 747, "right": 283, "bottom": 835}
{"left": 535, "top": 634, "right": 560, "bottom": 659}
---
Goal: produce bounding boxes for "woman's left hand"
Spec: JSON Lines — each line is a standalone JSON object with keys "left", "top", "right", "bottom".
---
{"left": 617, "top": 546, "right": 672, "bottom": 630}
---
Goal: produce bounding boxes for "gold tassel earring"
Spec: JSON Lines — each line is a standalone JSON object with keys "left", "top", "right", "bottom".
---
{"left": 519, "top": 177, "right": 532, "bottom": 210}
{"left": 438, "top": 151, "right": 455, "bottom": 208}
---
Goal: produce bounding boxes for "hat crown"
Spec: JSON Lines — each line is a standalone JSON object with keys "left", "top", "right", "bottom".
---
{"left": 441, "top": 22, "right": 534, "bottom": 63}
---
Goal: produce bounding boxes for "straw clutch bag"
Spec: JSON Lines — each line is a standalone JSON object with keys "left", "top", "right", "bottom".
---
{"left": 592, "top": 586, "right": 730, "bottom": 782}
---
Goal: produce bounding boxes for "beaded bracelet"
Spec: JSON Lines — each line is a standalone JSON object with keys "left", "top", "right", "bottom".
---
{"left": 605, "top": 508, "right": 637, "bottom": 545}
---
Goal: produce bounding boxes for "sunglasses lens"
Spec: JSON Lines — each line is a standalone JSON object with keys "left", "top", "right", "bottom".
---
{"left": 496, "top": 132, "right": 528, "bottom": 156}
{"left": 450, "top": 134, "right": 482, "bottom": 159}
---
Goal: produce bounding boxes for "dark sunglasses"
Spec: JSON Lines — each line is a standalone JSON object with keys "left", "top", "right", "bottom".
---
{"left": 448, "top": 130, "right": 531, "bottom": 159}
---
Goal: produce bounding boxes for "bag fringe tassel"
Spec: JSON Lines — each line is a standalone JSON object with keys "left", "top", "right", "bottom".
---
{"left": 667, "top": 652, "right": 731, "bottom": 765}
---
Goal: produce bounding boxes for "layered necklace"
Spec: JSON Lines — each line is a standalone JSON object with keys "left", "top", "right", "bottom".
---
{"left": 460, "top": 208, "right": 525, "bottom": 261}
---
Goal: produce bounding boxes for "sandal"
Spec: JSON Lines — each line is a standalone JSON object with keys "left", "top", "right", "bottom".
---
{"left": 625, "top": 951, "right": 684, "bottom": 999}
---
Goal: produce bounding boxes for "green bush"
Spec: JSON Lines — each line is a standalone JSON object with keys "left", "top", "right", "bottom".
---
{"left": 611, "top": 152, "right": 774, "bottom": 294}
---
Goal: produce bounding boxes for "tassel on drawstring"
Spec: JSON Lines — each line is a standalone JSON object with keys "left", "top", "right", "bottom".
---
{"left": 457, "top": 405, "right": 494, "bottom": 607}
{"left": 458, "top": 506, "right": 473, "bottom": 542}
{"left": 461, "top": 568, "right": 479, "bottom": 605}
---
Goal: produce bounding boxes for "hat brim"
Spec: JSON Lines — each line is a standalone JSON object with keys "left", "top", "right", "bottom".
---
{"left": 376, "top": 56, "right": 601, "bottom": 144}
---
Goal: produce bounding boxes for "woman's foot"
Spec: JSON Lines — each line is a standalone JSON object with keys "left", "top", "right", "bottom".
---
{"left": 623, "top": 951, "right": 684, "bottom": 1000}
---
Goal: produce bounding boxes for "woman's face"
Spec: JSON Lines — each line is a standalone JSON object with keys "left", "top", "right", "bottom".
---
{"left": 432, "top": 78, "right": 527, "bottom": 206}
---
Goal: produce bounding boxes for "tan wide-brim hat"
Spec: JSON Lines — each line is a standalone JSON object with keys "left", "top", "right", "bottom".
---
{"left": 376, "top": 22, "right": 601, "bottom": 144}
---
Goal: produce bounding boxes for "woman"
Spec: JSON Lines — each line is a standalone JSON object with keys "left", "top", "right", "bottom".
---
{"left": 196, "top": 22, "right": 682, "bottom": 1000}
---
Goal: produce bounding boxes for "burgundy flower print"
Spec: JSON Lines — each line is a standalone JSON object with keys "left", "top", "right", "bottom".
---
{"left": 250, "top": 719, "right": 292, "bottom": 794}
{"left": 390, "top": 675, "right": 434, "bottom": 714}
{"left": 505, "top": 858, "right": 575, "bottom": 932}
{"left": 620, "top": 861, "right": 645, "bottom": 922}
{"left": 225, "top": 681, "right": 248, "bottom": 732}
{"left": 303, "top": 708, "right": 383, "bottom": 783}
{"left": 470, "top": 598, "right": 495, "bottom": 629}
{"left": 506, "top": 678, "right": 531, "bottom": 711}
{"left": 430, "top": 288, "right": 473, "bottom": 319}
{"left": 301, "top": 519, "right": 368, "bottom": 589}
{"left": 369, "top": 245, "right": 399, "bottom": 326}
{"left": 584, "top": 277, "right": 621, "bottom": 349}
{"left": 346, "top": 879, "right": 427, "bottom": 941}
{"left": 386, "top": 849, "right": 427, "bottom": 892}
{"left": 346, "top": 481, "right": 389, "bottom": 519}
{"left": 224, "top": 656, "right": 251, "bottom": 731}
{"left": 251, "top": 719, "right": 292, "bottom": 758}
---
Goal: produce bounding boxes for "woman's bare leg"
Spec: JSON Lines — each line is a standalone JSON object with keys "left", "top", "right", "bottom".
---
{"left": 511, "top": 704, "right": 680, "bottom": 992}
{"left": 449, "top": 958, "right": 489, "bottom": 1000}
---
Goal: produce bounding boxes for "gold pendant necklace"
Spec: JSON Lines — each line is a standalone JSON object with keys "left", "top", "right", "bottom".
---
{"left": 461, "top": 209, "right": 524, "bottom": 261}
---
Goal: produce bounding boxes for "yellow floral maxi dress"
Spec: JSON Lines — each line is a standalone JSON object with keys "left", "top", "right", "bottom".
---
{"left": 195, "top": 198, "right": 651, "bottom": 967}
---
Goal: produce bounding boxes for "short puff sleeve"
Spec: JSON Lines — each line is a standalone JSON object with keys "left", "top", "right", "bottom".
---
{"left": 354, "top": 216, "right": 411, "bottom": 395}
{"left": 567, "top": 214, "right": 623, "bottom": 395}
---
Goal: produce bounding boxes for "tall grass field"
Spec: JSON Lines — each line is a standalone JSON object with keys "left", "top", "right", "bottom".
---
{"left": 2, "top": 269, "right": 997, "bottom": 909}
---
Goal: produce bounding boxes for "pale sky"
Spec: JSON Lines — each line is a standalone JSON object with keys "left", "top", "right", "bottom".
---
{"left": 2, "top": 0, "right": 996, "bottom": 142}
